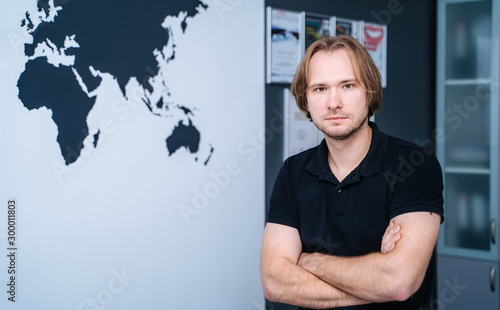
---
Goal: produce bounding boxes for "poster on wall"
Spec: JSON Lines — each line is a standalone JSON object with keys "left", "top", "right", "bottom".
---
{"left": 303, "top": 13, "right": 330, "bottom": 50}
{"left": 283, "top": 89, "right": 322, "bottom": 160}
{"left": 0, "top": 1, "right": 265, "bottom": 309}
{"left": 266, "top": 7, "right": 303, "bottom": 84}
{"left": 333, "top": 17, "right": 364, "bottom": 43}
{"left": 364, "top": 22, "right": 387, "bottom": 87}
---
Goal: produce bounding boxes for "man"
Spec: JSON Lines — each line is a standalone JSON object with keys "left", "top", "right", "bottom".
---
{"left": 260, "top": 35, "right": 444, "bottom": 309}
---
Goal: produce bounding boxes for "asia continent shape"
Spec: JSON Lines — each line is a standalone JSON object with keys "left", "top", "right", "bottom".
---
{"left": 17, "top": 0, "right": 213, "bottom": 165}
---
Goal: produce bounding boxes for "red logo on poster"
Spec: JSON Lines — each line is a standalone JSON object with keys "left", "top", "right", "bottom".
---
{"left": 364, "top": 25, "right": 384, "bottom": 51}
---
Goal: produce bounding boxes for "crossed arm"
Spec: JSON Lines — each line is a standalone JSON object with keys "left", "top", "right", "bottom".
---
{"left": 260, "top": 212, "right": 441, "bottom": 308}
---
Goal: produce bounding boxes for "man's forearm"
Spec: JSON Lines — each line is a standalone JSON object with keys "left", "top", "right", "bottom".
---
{"left": 262, "top": 256, "right": 371, "bottom": 308}
{"left": 298, "top": 252, "right": 402, "bottom": 302}
{"left": 298, "top": 213, "right": 441, "bottom": 302}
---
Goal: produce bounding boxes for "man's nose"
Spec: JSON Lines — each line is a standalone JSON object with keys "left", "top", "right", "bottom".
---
{"left": 327, "top": 89, "right": 342, "bottom": 110}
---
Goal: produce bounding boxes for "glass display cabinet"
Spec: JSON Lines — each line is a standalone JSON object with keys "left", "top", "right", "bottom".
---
{"left": 436, "top": 0, "right": 499, "bottom": 308}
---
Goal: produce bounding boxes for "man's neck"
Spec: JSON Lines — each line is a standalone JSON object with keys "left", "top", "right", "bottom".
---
{"left": 325, "top": 121, "right": 372, "bottom": 183}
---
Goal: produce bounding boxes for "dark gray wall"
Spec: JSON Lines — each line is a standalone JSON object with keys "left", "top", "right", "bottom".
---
{"left": 265, "top": 0, "right": 437, "bottom": 143}
{"left": 264, "top": 1, "right": 437, "bottom": 309}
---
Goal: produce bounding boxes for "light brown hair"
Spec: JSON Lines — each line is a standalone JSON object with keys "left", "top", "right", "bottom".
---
{"left": 290, "top": 35, "right": 382, "bottom": 119}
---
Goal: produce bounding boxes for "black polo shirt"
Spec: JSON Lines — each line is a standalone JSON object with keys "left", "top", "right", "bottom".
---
{"left": 268, "top": 122, "right": 444, "bottom": 310}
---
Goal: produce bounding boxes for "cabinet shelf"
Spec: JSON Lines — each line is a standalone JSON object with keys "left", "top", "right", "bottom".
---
{"left": 445, "top": 78, "right": 492, "bottom": 86}
{"left": 445, "top": 166, "right": 490, "bottom": 174}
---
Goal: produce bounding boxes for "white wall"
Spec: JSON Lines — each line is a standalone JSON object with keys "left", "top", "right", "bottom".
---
{"left": 0, "top": 1, "right": 265, "bottom": 309}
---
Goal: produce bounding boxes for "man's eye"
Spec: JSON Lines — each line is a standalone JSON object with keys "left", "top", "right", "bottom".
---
{"left": 315, "top": 87, "right": 326, "bottom": 92}
{"left": 343, "top": 84, "right": 353, "bottom": 89}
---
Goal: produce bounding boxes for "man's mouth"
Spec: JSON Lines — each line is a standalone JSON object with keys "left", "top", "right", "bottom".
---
{"left": 326, "top": 115, "right": 347, "bottom": 121}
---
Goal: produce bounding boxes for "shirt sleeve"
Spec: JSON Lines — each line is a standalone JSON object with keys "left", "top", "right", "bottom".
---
{"left": 267, "top": 161, "right": 299, "bottom": 229}
{"left": 389, "top": 148, "right": 445, "bottom": 222}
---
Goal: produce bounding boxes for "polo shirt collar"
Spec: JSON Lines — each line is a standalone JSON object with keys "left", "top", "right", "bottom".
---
{"left": 306, "top": 121, "right": 388, "bottom": 181}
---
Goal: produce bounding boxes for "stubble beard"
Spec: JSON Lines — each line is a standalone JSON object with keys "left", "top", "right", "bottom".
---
{"left": 318, "top": 113, "right": 369, "bottom": 141}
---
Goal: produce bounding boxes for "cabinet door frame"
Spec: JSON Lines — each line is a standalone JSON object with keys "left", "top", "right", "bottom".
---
{"left": 436, "top": 0, "right": 499, "bottom": 261}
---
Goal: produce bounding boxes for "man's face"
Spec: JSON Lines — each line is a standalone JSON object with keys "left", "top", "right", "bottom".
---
{"left": 306, "top": 49, "right": 369, "bottom": 141}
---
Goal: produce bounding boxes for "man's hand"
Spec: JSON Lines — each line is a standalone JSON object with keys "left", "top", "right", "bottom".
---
{"left": 299, "top": 221, "right": 401, "bottom": 273}
{"left": 260, "top": 223, "right": 371, "bottom": 308}
{"left": 381, "top": 221, "right": 401, "bottom": 254}
{"left": 297, "top": 221, "right": 401, "bottom": 273}
{"left": 296, "top": 212, "right": 441, "bottom": 303}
